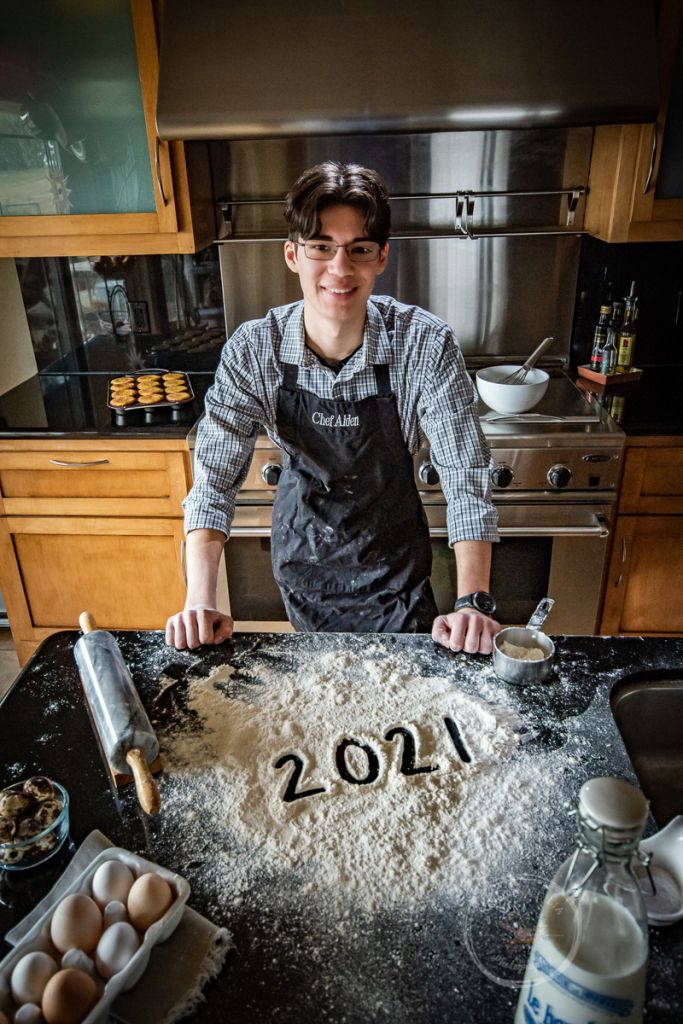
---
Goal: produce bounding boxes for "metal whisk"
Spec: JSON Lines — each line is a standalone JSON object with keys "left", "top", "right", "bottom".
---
{"left": 501, "top": 336, "right": 555, "bottom": 385}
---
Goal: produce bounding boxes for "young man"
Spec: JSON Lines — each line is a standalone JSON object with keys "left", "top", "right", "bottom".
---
{"left": 166, "top": 162, "right": 500, "bottom": 653}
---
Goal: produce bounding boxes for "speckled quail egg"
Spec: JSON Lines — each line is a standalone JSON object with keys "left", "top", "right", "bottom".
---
{"left": 23, "top": 776, "right": 57, "bottom": 802}
{"left": 33, "top": 799, "right": 63, "bottom": 830}
{"left": 0, "top": 790, "right": 30, "bottom": 819}
{"left": 0, "top": 818, "right": 16, "bottom": 843}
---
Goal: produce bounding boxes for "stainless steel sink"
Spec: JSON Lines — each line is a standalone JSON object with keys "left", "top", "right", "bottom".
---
{"left": 610, "top": 670, "right": 683, "bottom": 827}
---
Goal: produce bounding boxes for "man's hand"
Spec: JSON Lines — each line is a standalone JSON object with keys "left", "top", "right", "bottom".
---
{"left": 165, "top": 605, "right": 234, "bottom": 650}
{"left": 431, "top": 609, "right": 501, "bottom": 655}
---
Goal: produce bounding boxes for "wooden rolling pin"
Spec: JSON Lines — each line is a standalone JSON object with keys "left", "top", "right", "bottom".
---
{"left": 74, "top": 612, "right": 161, "bottom": 815}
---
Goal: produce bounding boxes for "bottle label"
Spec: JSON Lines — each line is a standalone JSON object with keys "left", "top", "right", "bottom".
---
{"left": 528, "top": 950, "right": 635, "bottom": 1017}
{"left": 617, "top": 338, "right": 633, "bottom": 369}
{"left": 514, "top": 893, "right": 646, "bottom": 1024}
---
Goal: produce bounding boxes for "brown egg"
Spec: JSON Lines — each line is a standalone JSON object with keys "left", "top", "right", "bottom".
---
{"left": 127, "top": 872, "right": 173, "bottom": 931}
{"left": 50, "top": 893, "right": 103, "bottom": 953}
{"left": 41, "top": 969, "right": 99, "bottom": 1024}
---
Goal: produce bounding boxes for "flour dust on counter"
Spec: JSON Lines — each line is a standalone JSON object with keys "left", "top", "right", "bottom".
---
{"left": 149, "top": 640, "right": 582, "bottom": 923}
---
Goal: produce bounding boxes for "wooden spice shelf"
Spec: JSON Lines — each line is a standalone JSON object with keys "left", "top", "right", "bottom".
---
{"left": 577, "top": 364, "right": 643, "bottom": 387}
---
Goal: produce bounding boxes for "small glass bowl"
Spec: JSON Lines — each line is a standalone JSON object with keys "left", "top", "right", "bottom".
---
{"left": 0, "top": 780, "right": 70, "bottom": 872}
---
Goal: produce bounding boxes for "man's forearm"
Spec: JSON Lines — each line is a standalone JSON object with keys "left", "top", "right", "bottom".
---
{"left": 452, "top": 540, "right": 492, "bottom": 596}
{"left": 184, "top": 528, "right": 227, "bottom": 609}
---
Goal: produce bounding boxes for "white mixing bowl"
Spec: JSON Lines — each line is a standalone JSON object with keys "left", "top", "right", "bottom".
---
{"left": 475, "top": 365, "right": 549, "bottom": 414}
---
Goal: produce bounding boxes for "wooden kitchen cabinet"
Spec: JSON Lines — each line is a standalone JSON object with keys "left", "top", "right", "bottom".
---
{"left": 0, "top": 438, "right": 192, "bottom": 664}
{"left": 0, "top": 0, "right": 215, "bottom": 257}
{"left": 600, "top": 438, "right": 683, "bottom": 635}
{"left": 585, "top": 0, "right": 683, "bottom": 243}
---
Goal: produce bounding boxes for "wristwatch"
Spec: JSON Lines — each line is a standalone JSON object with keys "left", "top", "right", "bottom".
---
{"left": 453, "top": 591, "right": 497, "bottom": 616}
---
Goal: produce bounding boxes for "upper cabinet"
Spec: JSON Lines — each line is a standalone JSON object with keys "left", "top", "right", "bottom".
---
{"left": 0, "top": 0, "right": 215, "bottom": 257}
{"left": 585, "top": 0, "right": 683, "bottom": 243}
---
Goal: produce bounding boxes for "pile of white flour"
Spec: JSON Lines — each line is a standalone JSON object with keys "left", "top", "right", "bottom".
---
{"left": 158, "top": 647, "right": 553, "bottom": 912}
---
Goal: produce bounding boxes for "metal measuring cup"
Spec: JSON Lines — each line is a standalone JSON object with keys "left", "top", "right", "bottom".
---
{"left": 492, "top": 598, "right": 555, "bottom": 685}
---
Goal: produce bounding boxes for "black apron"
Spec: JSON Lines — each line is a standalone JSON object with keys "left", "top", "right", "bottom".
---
{"left": 271, "top": 361, "right": 437, "bottom": 633}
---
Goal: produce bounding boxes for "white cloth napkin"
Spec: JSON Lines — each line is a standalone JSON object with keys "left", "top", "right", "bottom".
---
{"left": 6, "top": 831, "right": 232, "bottom": 1024}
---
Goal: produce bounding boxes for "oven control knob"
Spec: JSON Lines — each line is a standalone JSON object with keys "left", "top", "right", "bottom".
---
{"left": 261, "top": 462, "right": 282, "bottom": 486}
{"left": 419, "top": 462, "right": 440, "bottom": 486}
{"left": 491, "top": 465, "right": 513, "bottom": 488}
{"left": 548, "top": 464, "right": 572, "bottom": 489}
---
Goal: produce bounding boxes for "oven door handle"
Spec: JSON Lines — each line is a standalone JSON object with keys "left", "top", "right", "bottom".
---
{"left": 429, "top": 515, "right": 610, "bottom": 540}
{"left": 229, "top": 527, "right": 273, "bottom": 537}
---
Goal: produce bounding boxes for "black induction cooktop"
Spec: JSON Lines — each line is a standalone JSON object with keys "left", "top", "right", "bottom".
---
{"left": 0, "top": 374, "right": 212, "bottom": 439}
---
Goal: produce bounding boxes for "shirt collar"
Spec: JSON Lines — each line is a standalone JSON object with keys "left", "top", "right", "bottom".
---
{"left": 279, "top": 298, "right": 393, "bottom": 370}
{"left": 280, "top": 302, "right": 307, "bottom": 364}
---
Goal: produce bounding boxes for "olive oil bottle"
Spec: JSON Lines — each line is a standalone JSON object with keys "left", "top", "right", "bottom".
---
{"left": 617, "top": 282, "right": 638, "bottom": 372}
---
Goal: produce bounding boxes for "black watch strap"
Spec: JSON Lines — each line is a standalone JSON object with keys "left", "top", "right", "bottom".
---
{"left": 453, "top": 591, "right": 497, "bottom": 616}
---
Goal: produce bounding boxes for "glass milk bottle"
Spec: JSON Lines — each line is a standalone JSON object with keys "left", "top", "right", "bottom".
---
{"left": 515, "top": 777, "right": 650, "bottom": 1024}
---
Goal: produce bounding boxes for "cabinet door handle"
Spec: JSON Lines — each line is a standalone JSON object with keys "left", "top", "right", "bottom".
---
{"left": 49, "top": 458, "right": 110, "bottom": 468}
{"left": 155, "top": 136, "right": 169, "bottom": 206}
{"left": 614, "top": 536, "right": 627, "bottom": 588}
{"left": 180, "top": 539, "right": 187, "bottom": 585}
{"left": 643, "top": 124, "right": 657, "bottom": 194}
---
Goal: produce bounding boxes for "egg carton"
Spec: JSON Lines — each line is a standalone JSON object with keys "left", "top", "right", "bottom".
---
{"left": 0, "top": 847, "right": 190, "bottom": 1024}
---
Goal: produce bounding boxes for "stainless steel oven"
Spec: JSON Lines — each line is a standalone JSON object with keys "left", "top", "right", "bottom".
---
{"left": 176, "top": 84, "right": 630, "bottom": 635}
{"left": 215, "top": 375, "right": 625, "bottom": 635}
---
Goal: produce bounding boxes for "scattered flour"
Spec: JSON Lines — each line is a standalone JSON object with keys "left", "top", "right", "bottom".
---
{"left": 157, "top": 648, "right": 553, "bottom": 912}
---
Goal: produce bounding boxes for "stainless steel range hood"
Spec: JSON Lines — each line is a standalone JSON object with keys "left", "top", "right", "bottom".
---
{"left": 157, "top": 0, "right": 659, "bottom": 140}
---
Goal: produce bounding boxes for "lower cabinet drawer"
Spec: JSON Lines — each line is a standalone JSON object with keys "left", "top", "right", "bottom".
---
{"left": 0, "top": 449, "right": 191, "bottom": 517}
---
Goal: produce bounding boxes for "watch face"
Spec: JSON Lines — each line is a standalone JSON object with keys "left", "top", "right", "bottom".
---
{"left": 473, "top": 591, "right": 496, "bottom": 615}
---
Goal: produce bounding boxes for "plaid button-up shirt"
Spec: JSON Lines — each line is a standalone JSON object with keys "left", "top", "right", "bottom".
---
{"left": 185, "top": 296, "right": 498, "bottom": 546}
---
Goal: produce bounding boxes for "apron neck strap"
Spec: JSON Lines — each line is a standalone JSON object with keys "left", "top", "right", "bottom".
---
{"left": 373, "top": 363, "right": 391, "bottom": 396}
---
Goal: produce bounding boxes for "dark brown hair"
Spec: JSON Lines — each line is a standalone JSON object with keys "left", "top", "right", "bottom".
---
{"left": 284, "top": 162, "right": 391, "bottom": 245}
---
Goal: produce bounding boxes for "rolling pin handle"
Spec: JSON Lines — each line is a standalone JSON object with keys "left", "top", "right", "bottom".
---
{"left": 125, "top": 748, "right": 161, "bottom": 815}
{"left": 79, "top": 611, "right": 98, "bottom": 634}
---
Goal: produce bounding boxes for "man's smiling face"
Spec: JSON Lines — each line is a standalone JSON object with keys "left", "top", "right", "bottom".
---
{"left": 284, "top": 204, "right": 388, "bottom": 329}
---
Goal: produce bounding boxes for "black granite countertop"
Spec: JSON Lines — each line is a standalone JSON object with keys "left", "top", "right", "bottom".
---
{"left": 0, "top": 373, "right": 213, "bottom": 440}
{"left": 3, "top": 363, "right": 681, "bottom": 442}
{"left": 0, "top": 631, "right": 682, "bottom": 1023}
{"left": 575, "top": 365, "right": 683, "bottom": 437}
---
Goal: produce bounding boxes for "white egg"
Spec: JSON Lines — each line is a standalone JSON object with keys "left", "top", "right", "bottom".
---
{"left": 95, "top": 921, "right": 140, "bottom": 980}
{"left": 103, "top": 899, "right": 128, "bottom": 928}
{"left": 61, "top": 948, "right": 96, "bottom": 978}
{"left": 14, "top": 1004, "right": 42, "bottom": 1024}
{"left": 10, "top": 950, "right": 58, "bottom": 1004}
{"left": 91, "top": 859, "right": 136, "bottom": 909}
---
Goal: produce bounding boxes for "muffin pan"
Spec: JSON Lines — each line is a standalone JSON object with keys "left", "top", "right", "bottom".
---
{"left": 108, "top": 371, "right": 194, "bottom": 413}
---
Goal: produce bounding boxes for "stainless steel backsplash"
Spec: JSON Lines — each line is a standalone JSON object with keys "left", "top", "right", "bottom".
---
{"left": 214, "top": 128, "right": 592, "bottom": 363}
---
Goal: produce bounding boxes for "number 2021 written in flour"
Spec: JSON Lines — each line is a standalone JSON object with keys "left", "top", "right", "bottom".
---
{"left": 275, "top": 717, "right": 471, "bottom": 803}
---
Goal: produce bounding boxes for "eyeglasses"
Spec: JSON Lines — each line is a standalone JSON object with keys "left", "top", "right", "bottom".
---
{"left": 297, "top": 239, "right": 382, "bottom": 263}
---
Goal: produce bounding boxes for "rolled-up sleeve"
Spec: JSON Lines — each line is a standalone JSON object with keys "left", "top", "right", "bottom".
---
{"left": 183, "top": 328, "right": 268, "bottom": 538}
{"left": 417, "top": 329, "right": 499, "bottom": 546}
